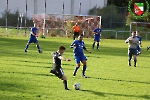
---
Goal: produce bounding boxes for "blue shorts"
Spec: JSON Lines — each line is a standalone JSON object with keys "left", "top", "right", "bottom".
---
{"left": 94, "top": 37, "right": 100, "bottom": 42}
{"left": 74, "top": 55, "right": 87, "bottom": 64}
{"left": 28, "top": 37, "right": 38, "bottom": 43}
{"left": 137, "top": 46, "right": 141, "bottom": 51}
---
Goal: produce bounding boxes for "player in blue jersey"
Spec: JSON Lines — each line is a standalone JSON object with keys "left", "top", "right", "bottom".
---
{"left": 92, "top": 25, "right": 102, "bottom": 50}
{"left": 70, "top": 34, "right": 91, "bottom": 78}
{"left": 136, "top": 31, "right": 142, "bottom": 55}
{"left": 24, "top": 24, "right": 42, "bottom": 53}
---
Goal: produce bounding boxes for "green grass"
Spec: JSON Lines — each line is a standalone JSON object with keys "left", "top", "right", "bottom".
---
{"left": 0, "top": 26, "right": 150, "bottom": 39}
{"left": 0, "top": 37, "right": 150, "bottom": 100}
{"left": 0, "top": 27, "right": 30, "bottom": 36}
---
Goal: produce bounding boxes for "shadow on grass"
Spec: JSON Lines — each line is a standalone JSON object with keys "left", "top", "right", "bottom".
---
{"left": 80, "top": 89, "right": 150, "bottom": 100}
{"left": 12, "top": 59, "right": 75, "bottom": 67}
{"left": 0, "top": 82, "right": 27, "bottom": 93}
{"left": 0, "top": 70, "right": 54, "bottom": 77}
{"left": 88, "top": 76, "right": 150, "bottom": 85}
{"left": 0, "top": 37, "right": 135, "bottom": 57}
{"left": 8, "top": 63, "right": 74, "bottom": 71}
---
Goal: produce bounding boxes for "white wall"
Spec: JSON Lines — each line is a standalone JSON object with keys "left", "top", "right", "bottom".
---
{"left": 0, "top": 0, "right": 107, "bottom": 18}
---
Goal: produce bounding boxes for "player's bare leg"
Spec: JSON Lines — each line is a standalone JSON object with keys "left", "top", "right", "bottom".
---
{"left": 73, "top": 63, "right": 80, "bottom": 76}
{"left": 81, "top": 60, "right": 87, "bottom": 78}
{"left": 24, "top": 43, "right": 31, "bottom": 52}
{"left": 35, "top": 42, "right": 42, "bottom": 53}
{"left": 61, "top": 75, "right": 69, "bottom": 90}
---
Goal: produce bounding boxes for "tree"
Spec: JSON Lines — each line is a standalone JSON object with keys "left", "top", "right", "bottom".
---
{"left": 88, "top": 5, "right": 126, "bottom": 28}
{"left": 107, "top": 0, "right": 129, "bottom": 7}
{"left": 0, "top": 9, "right": 33, "bottom": 27}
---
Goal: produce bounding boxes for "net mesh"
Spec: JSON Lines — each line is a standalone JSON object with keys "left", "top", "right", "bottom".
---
{"left": 30, "top": 14, "right": 101, "bottom": 37}
{"left": 130, "top": 22, "right": 150, "bottom": 40}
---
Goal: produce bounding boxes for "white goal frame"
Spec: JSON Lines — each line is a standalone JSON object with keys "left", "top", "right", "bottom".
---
{"left": 130, "top": 22, "right": 150, "bottom": 40}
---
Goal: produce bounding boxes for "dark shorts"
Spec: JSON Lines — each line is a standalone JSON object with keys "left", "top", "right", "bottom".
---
{"left": 28, "top": 37, "right": 38, "bottom": 43}
{"left": 74, "top": 32, "right": 79, "bottom": 37}
{"left": 128, "top": 48, "right": 137, "bottom": 56}
{"left": 52, "top": 66, "right": 64, "bottom": 78}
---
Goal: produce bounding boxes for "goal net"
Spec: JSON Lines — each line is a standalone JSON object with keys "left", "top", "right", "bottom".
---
{"left": 30, "top": 14, "right": 101, "bottom": 37}
{"left": 130, "top": 22, "right": 150, "bottom": 40}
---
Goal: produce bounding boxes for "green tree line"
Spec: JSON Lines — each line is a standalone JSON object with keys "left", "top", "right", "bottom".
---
{"left": 88, "top": 4, "right": 150, "bottom": 28}
{"left": 0, "top": 9, "right": 33, "bottom": 27}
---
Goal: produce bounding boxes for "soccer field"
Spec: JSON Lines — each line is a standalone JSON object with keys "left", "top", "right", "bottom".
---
{"left": 0, "top": 37, "right": 150, "bottom": 100}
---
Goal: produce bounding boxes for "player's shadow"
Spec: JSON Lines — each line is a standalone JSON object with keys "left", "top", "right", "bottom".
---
{"left": 11, "top": 59, "right": 75, "bottom": 69}
{"left": 81, "top": 89, "right": 105, "bottom": 97}
{"left": 80, "top": 89, "right": 150, "bottom": 99}
{"left": 0, "top": 70, "right": 54, "bottom": 77}
{"left": 1, "top": 37, "right": 149, "bottom": 58}
{"left": 88, "top": 76, "right": 150, "bottom": 85}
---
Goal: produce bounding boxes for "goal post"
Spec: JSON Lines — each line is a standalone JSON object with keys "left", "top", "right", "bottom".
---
{"left": 130, "top": 22, "right": 150, "bottom": 40}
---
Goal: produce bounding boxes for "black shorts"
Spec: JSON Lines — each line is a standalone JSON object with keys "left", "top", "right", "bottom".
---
{"left": 128, "top": 48, "right": 137, "bottom": 56}
{"left": 74, "top": 32, "right": 79, "bottom": 37}
{"left": 53, "top": 66, "right": 64, "bottom": 78}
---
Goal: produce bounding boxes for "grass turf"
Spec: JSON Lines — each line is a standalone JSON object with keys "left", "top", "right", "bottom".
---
{"left": 0, "top": 37, "right": 150, "bottom": 100}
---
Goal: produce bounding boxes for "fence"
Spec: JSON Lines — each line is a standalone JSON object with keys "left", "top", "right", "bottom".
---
{"left": 1, "top": 26, "right": 150, "bottom": 40}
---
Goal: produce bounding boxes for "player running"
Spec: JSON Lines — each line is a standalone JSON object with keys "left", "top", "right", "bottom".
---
{"left": 24, "top": 24, "right": 42, "bottom": 53}
{"left": 125, "top": 31, "right": 139, "bottom": 67}
{"left": 50, "top": 46, "right": 71, "bottom": 90}
{"left": 136, "top": 31, "right": 142, "bottom": 55}
{"left": 72, "top": 23, "right": 80, "bottom": 40}
{"left": 92, "top": 25, "right": 102, "bottom": 50}
{"left": 70, "top": 34, "right": 91, "bottom": 78}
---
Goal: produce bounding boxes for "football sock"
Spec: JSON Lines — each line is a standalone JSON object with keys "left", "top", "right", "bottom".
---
{"left": 128, "top": 55, "right": 132, "bottom": 61}
{"left": 25, "top": 44, "right": 29, "bottom": 50}
{"left": 73, "top": 67, "right": 79, "bottom": 76}
{"left": 134, "top": 58, "right": 137, "bottom": 67}
{"left": 92, "top": 42, "right": 95, "bottom": 48}
{"left": 97, "top": 43, "right": 99, "bottom": 49}
{"left": 82, "top": 65, "right": 87, "bottom": 76}
{"left": 128, "top": 55, "right": 132, "bottom": 66}
{"left": 36, "top": 45, "right": 41, "bottom": 51}
{"left": 73, "top": 36, "right": 75, "bottom": 40}
{"left": 63, "top": 80, "right": 68, "bottom": 89}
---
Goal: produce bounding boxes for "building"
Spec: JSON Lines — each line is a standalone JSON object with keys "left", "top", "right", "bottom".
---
{"left": 0, "top": 0, "right": 107, "bottom": 18}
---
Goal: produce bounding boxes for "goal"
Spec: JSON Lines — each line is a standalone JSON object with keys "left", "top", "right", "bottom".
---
{"left": 30, "top": 14, "right": 101, "bottom": 38}
{"left": 130, "top": 22, "right": 150, "bottom": 40}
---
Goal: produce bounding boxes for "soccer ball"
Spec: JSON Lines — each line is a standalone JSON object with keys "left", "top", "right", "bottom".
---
{"left": 73, "top": 83, "right": 80, "bottom": 90}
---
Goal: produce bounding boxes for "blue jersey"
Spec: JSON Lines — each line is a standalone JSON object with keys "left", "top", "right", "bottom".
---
{"left": 136, "top": 36, "right": 141, "bottom": 41}
{"left": 93, "top": 28, "right": 101, "bottom": 38}
{"left": 71, "top": 40, "right": 85, "bottom": 56}
{"left": 30, "top": 27, "right": 38, "bottom": 37}
{"left": 28, "top": 27, "right": 38, "bottom": 43}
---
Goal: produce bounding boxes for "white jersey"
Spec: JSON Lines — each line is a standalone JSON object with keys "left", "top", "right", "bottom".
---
{"left": 125, "top": 36, "right": 139, "bottom": 49}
